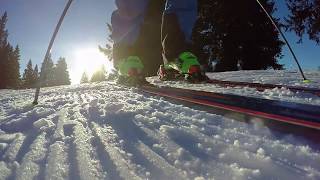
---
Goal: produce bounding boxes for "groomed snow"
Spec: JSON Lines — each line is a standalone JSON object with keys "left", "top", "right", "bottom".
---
{"left": 0, "top": 70, "right": 319, "bottom": 180}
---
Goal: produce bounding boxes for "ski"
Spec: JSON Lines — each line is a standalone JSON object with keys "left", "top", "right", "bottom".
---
{"left": 206, "top": 78, "right": 320, "bottom": 97}
{"left": 140, "top": 84, "right": 320, "bottom": 132}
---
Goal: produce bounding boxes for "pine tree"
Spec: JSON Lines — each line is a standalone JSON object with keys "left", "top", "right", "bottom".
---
{"left": 7, "top": 45, "right": 21, "bottom": 88}
{"left": 0, "top": 12, "right": 8, "bottom": 47}
{"left": 54, "top": 57, "right": 71, "bottom": 86}
{"left": 0, "top": 43, "right": 11, "bottom": 88}
{"left": 40, "top": 54, "right": 55, "bottom": 87}
{"left": 90, "top": 66, "right": 106, "bottom": 82}
{"left": 1, "top": 43, "right": 21, "bottom": 89}
{"left": 33, "top": 65, "right": 39, "bottom": 86}
{"left": 0, "top": 12, "right": 9, "bottom": 88}
{"left": 193, "top": 0, "right": 284, "bottom": 71}
{"left": 285, "top": 0, "right": 320, "bottom": 44}
{"left": 80, "top": 72, "right": 89, "bottom": 84}
{"left": 22, "top": 59, "right": 35, "bottom": 88}
{"left": 0, "top": 13, "right": 21, "bottom": 89}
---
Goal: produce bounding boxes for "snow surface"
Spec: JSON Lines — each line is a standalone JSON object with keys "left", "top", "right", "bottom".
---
{"left": 0, "top": 70, "right": 319, "bottom": 180}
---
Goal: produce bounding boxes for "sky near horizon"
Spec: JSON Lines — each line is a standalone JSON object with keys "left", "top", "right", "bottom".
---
{"left": 0, "top": 0, "right": 319, "bottom": 84}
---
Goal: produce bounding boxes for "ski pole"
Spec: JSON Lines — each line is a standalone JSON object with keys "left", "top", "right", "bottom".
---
{"left": 33, "top": 0, "right": 74, "bottom": 105}
{"left": 255, "top": 0, "right": 309, "bottom": 82}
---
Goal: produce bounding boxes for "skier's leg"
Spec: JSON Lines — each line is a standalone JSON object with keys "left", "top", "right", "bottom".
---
{"left": 111, "top": 0, "right": 149, "bottom": 79}
{"left": 161, "top": 13, "right": 189, "bottom": 64}
{"left": 160, "top": 0, "right": 207, "bottom": 81}
{"left": 161, "top": 0, "right": 198, "bottom": 63}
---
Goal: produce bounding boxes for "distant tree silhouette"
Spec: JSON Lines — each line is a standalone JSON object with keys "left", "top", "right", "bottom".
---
{"left": 33, "top": 64, "right": 39, "bottom": 85}
{"left": 39, "top": 55, "right": 71, "bottom": 87}
{"left": 285, "top": 0, "right": 320, "bottom": 44}
{"left": 80, "top": 72, "right": 89, "bottom": 84}
{"left": 193, "top": 0, "right": 284, "bottom": 71}
{"left": 7, "top": 45, "right": 21, "bottom": 88}
{"left": 22, "top": 59, "right": 38, "bottom": 88}
{"left": 0, "top": 13, "right": 21, "bottom": 89}
{"left": 40, "top": 54, "right": 55, "bottom": 87}
{"left": 91, "top": 66, "right": 106, "bottom": 82}
{"left": 54, "top": 57, "right": 71, "bottom": 86}
{"left": 0, "top": 13, "right": 7, "bottom": 88}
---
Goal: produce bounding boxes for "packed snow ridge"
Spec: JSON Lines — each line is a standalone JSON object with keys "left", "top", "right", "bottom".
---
{"left": 0, "top": 70, "right": 319, "bottom": 180}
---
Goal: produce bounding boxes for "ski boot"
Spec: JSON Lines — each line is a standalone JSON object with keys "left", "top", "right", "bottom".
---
{"left": 116, "top": 56, "right": 147, "bottom": 86}
{"left": 158, "top": 52, "right": 208, "bottom": 83}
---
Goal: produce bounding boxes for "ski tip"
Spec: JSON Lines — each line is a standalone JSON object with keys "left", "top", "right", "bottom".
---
{"left": 303, "top": 79, "right": 312, "bottom": 84}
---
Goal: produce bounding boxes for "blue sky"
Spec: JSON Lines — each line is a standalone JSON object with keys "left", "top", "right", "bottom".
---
{"left": 0, "top": 0, "right": 319, "bottom": 83}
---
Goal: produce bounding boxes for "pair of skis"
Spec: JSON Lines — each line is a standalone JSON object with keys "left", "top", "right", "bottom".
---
{"left": 206, "top": 78, "right": 320, "bottom": 97}
{"left": 134, "top": 78, "right": 320, "bottom": 138}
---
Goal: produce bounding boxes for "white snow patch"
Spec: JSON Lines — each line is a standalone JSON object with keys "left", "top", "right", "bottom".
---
{"left": 0, "top": 70, "right": 319, "bottom": 179}
{"left": 0, "top": 161, "right": 11, "bottom": 179}
{"left": 33, "top": 118, "right": 55, "bottom": 131}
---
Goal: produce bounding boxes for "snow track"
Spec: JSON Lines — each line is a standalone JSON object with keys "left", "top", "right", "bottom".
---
{"left": 0, "top": 76, "right": 320, "bottom": 179}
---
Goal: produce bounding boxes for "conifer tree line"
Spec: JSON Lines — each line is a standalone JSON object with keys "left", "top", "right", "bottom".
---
{"left": 39, "top": 55, "right": 71, "bottom": 87}
{"left": 0, "top": 13, "right": 20, "bottom": 89}
{"left": 0, "top": 12, "right": 71, "bottom": 89}
{"left": 22, "top": 59, "right": 39, "bottom": 88}
{"left": 80, "top": 66, "right": 107, "bottom": 84}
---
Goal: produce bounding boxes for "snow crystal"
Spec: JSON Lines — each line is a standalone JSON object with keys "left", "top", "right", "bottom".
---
{"left": 194, "top": 177, "right": 206, "bottom": 180}
{"left": 229, "top": 163, "right": 261, "bottom": 178}
{"left": 0, "top": 142, "right": 8, "bottom": 151}
{"left": 45, "top": 142, "right": 69, "bottom": 180}
{"left": 3, "top": 133, "right": 25, "bottom": 161}
{"left": 159, "top": 125, "right": 174, "bottom": 134}
{"left": 233, "top": 140, "right": 240, "bottom": 147}
{"left": 89, "top": 98, "right": 99, "bottom": 107}
{"left": 257, "top": 148, "right": 266, "bottom": 156}
{"left": 0, "top": 161, "right": 11, "bottom": 180}
{"left": 0, "top": 133, "right": 18, "bottom": 142}
{"left": 33, "top": 118, "right": 55, "bottom": 131}
{"left": 176, "top": 148, "right": 187, "bottom": 158}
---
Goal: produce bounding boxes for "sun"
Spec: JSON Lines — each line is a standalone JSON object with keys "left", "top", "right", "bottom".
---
{"left": 70, "top": 47, "right": 114, "bottom": 84}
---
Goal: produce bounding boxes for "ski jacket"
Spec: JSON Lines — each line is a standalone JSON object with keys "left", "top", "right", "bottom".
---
{"left": 111, "top": 0, "right": 149, "bottom": 45}
{"left": 164, "top": 0, "right": 197, "bottom": 42}
{"left": 111, "top": 0, "right": 197, "bottom": 44}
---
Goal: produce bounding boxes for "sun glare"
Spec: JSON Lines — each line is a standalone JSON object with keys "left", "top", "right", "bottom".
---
{"left": 70, "top": 47, "right": 113, "bottom": 84}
